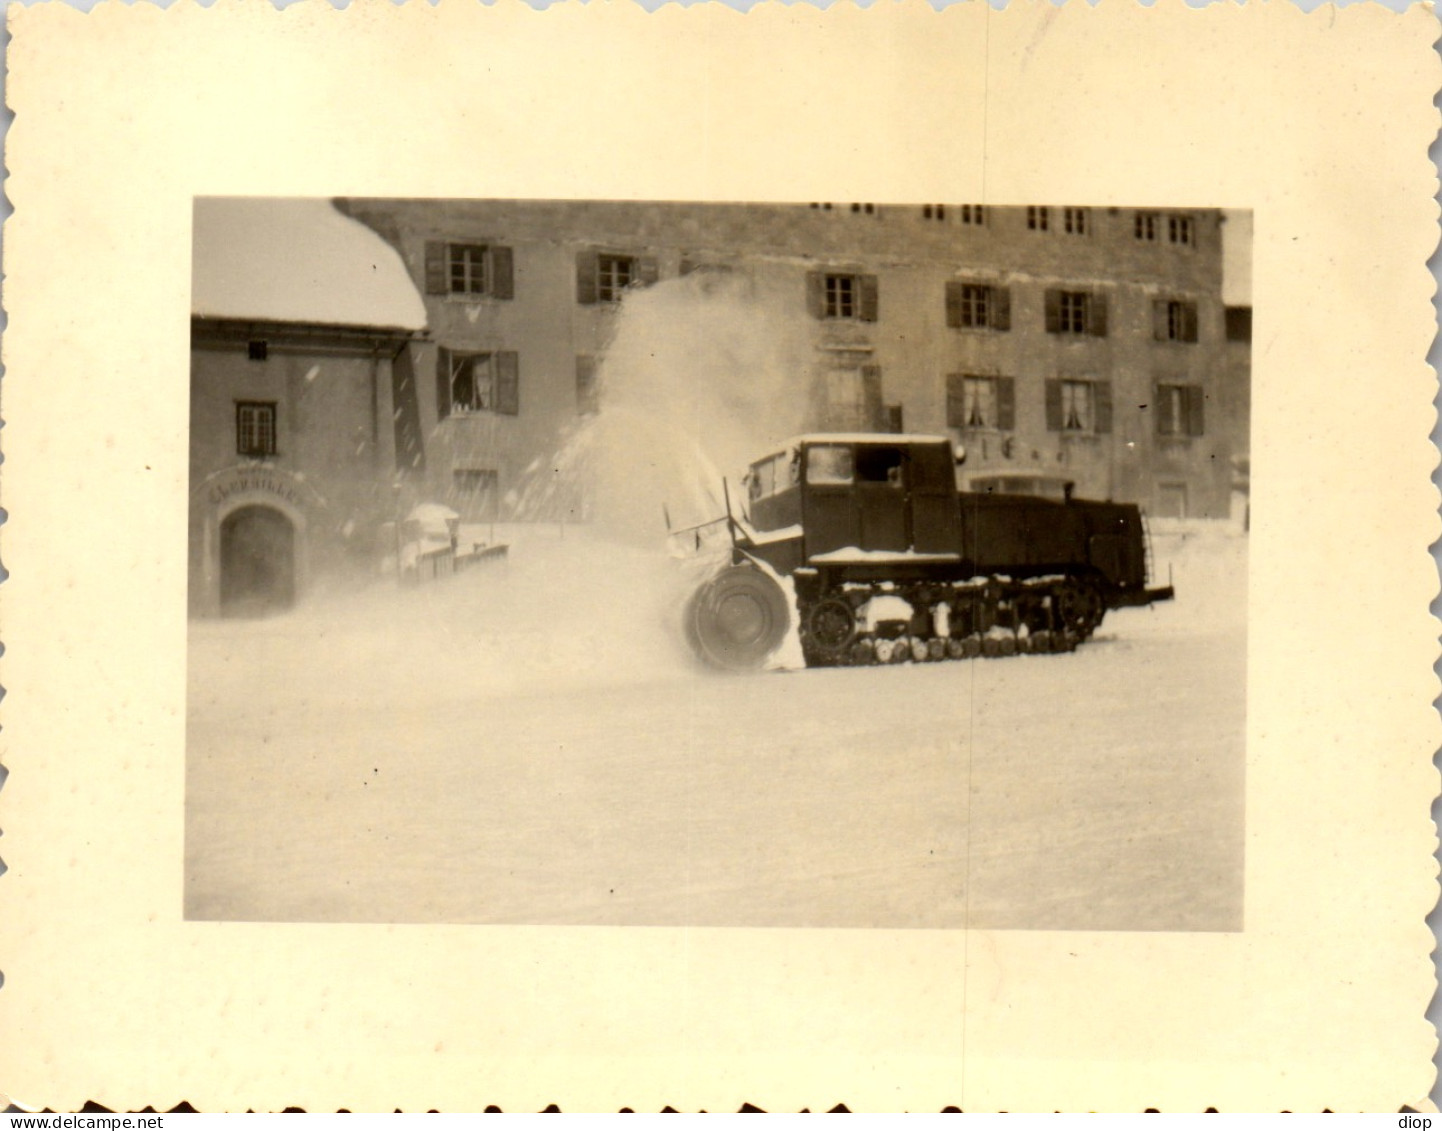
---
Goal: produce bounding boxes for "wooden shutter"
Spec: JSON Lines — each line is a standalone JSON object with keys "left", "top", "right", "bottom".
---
{"left": 496, "top": 351, "right": 520, "bottom": 416}
{"left": 424, "top": 241, "right": 448, "bottom": 295}
{"left": 861, "top": 365, "right": 883, "bottom": 429}
{"left": 996, "top": 378, "right": 1016, "bottom": 431}
{"left": 576, "top": 354, "right": 598, "bottom": 415}
{"left": 490, "top": 246, "right": 514, "bottom": 300}
{"left": 1044, "top": 379, "right": 1063, "bottom": 431}
{"left": 636, "top": 256, "right": 660, "bottom": 288}
{"left": 1182, "top": 302, "right": 1199, "bottom": 343}
{"left": 1088, "top": 293, "right": 1109, "bottom": 337}
{"left": 1185, "top": 385, "right": 1206, "bottom": 436}
{"left": 990, "top": 287, "right": 1011, "bottom": 331}
{"left": 858, "top": 274, "right": 879, "bottom": 322}
{"left": 1152, "top": 299, "right": 1170, "bottom": 341}
{"left": 944, "top": 282, "right": 964, "bottom": 328}
{"left": 945, "top": 373, "right": 966, "bottom": 428}
{"left": 1044, "top": 289, "right": 1062, "bottom": 333}
{"left": 576, "top": 250, "right": 599, "bottom": 304}
{"left": 885, "top": 404, "right": 904, "bottom": 434}
{"left": 1093, "top": 381, "right": 1113, "bottom": 434}
{"left": 435, "top": 346, "right": 453, "bottom": 421}
{"left": 805, "top": 272, "right": 825, "bottom": 319}
{"left": 1153, "top": 383, "right": 1167, "bottom": 436}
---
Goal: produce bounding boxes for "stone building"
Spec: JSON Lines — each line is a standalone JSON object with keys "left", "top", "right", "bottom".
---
{"left": 337, "top": 198, "right": 1246, "bottom": 522}
{"left": 188, "top": 198, "right": 428, "bottom": 616}
{"left": 1219, "top": 304, "right": 1253, "bottom": 524}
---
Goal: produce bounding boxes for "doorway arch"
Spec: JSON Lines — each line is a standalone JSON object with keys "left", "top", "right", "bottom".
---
{"left": 220, "top": 504, "right": 296, "bottom": 616}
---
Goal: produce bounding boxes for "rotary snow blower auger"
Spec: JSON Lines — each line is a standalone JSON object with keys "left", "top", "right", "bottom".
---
{"left": 667, "top": 479, "right": 792, "bottom": 672}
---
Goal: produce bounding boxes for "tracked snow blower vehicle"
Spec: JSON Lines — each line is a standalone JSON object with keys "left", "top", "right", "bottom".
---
{"left": 674, "top": 434, "right": 1174, "bottom": 671}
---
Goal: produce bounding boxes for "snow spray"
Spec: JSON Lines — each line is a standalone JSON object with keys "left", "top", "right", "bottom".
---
{"left": 507, "top": 266, "right": 819, "bottom": 543}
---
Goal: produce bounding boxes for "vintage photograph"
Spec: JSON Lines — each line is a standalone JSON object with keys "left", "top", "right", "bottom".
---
{"left": 185, "top": 197, "right": 1252, "bottom": 932}
{"left": 8, "top": 0, "right": 1436, "bottom": 1110}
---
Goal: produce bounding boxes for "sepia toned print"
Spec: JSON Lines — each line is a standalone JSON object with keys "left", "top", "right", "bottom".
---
{"left": 3, "top": 0, "right": 1436, "bottom": 1112}
{"left": 185, "top": 197, "right": 1250, "bottom": 931}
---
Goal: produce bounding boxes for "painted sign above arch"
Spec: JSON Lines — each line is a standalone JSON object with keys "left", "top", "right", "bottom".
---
{"left": 194, "top": 464, "right": 329, "bottom": 518}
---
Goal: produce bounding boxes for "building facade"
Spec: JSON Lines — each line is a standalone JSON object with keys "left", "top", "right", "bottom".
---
{"left": 338, "top": 199, "right": 1246, "bottom": 522}
{"left": 189, "top": 199, "right": 428, "bottom": 616}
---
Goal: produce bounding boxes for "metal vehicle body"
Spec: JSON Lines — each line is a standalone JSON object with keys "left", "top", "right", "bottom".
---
{"left": 680, "top": 433, "right": 1174, "bottom": 670}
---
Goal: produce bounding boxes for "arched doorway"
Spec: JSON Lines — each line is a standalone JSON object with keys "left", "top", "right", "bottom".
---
{"left": 220, "top": 505, "right": 296, "bottom": 616}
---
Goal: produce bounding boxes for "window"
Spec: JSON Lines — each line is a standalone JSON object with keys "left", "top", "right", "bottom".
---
{"left": 450, "top": 352, "right": 496, "bottom": 413}
{"left": 1225, "top": 306, "right": 1253, "bottom": 342}
{"left": 436, "top": 347, "right": 519, "bottom": 419}
{"left": 806, "top": 444, "right": 854, "bottom": 485}
{"left": 946, "top": 374, "right": 1016, "bottom": 431}
{"left": 1027, "top": 206, "right": 1050, "bottom": 231}
{"left": 855, "top": 445, "right": 905, "bottom": 486}
{"left": 959, "top": 204, "right": 986, "bottom": 226}
{"left": 1063, "top": 207, "right": 1089, "bottom": 235}
{"left": 1168, "top": 214, "right": 1194, "bottom": 246}
{"left": 236, "top": 402, "right": 277, "bottom": 457}
{"left": 448, "top": 244, "right": 489, "bottom": 295}
{"left": 1155, "top": 383, "right": 1205, "bottom": 437}
{"left": 826, "top": 274, "right": 856, "bottom": 319}
{"left": 1153, "top": 298, "right": 1200, "bottom": 343}
{"left": 1135, "top": 211, "right": 1159, "bottom": 241}
{"left": 576, "top": 250, "right": 658, "bottom": 304}
{"left": 1045, "top": 288, "right": 1108, "bottom": 336}
{"left": 1060, "top": 382, "right": 1092, "bottom": 431}
{"left": 1058, "top": 291, "right": 1088, "bottom": 334}
{"left": 747, "top": 449, "right": 801, "bottom": 503}
{"left": 1045, "top": 379, "right": 1113, "bottom": 434}
{"left": 596, "top": 254, "right": 634, "bottom": 302}
{"left": 807, "top": 272, "right": 879, "bottom": 322}
{"left": 922, "top": 204, "right": 946, "bottom": 221}
{"left": 424, "top": 241, "right": 514, "bottom": 299}
{"left": 945, "top": 281, "right": 1011, "bottom": 331}
{"left": 956, "top": 283, "right": 988, "bottom": 327}
{"left": 575, "top": 355, "right": 599, "bottom": 415}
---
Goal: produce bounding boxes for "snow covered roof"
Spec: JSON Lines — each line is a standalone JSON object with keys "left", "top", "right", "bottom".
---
{"left": 192, "top": 197, "right": 428, "bottom": 332}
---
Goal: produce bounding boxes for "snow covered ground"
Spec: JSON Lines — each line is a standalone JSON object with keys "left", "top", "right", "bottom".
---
{"left": 185, "top": 523, "right": 1246, "bottom": 931}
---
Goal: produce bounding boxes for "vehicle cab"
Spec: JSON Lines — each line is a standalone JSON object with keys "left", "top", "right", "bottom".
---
{"left": 744, "top": 435, "right": 963, "bottom": 567}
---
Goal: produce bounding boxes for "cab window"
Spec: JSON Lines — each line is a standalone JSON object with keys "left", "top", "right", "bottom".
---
{"left": 806, "top": 444, "right": 854, "bottom": 485}
{"left": 855, "top": 445, "right": 905, "bottom": 487}
{"left": 747, "top": 449, "right": 800, "bottom": 502}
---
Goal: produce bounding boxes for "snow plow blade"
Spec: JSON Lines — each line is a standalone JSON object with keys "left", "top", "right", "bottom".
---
{"left": 684, "top": 564, "right": 790, "bottom": 671}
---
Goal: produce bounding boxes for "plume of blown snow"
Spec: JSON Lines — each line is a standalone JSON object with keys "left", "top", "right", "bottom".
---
{"left": 508, "top": 267, "right": 819, "bottom": 545}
